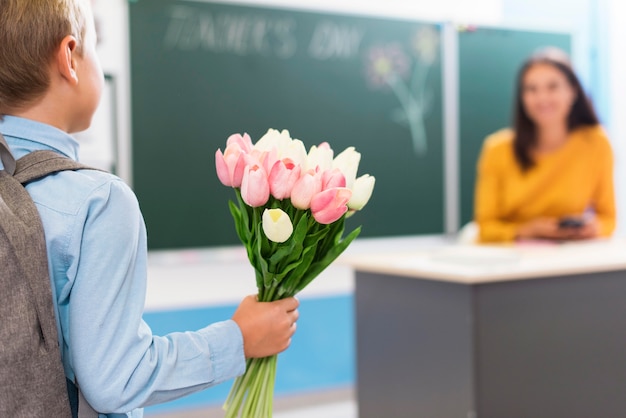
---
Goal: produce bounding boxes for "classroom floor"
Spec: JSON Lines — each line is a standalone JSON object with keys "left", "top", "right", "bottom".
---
{"left": 146, "top": 387, "right": 356, "bottom": 418}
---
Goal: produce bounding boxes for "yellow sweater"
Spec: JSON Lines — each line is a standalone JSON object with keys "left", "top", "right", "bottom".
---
{"left": 474, "top": 125, "right": 616, "bottom": 243}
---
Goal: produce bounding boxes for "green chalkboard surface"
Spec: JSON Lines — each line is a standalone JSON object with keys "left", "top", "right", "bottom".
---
{"left": 129, "top": 0, "right": 444, "bottom": 249}
{"left": 458, "top": 28, "right": 571, "bottom": 226}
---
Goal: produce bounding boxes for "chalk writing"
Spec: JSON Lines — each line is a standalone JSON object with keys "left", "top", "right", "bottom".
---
{"left": 308, "top": 21, "right": 365, "bottom": 60}
{"left": 164, "top": 6, "right": 297, "bottom": 59}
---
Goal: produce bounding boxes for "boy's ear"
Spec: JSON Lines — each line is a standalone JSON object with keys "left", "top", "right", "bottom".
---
{"left": 56, "top": 35, "right": 79, "bottom": 85}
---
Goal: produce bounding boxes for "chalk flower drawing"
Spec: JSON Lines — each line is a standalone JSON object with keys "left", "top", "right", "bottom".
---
{"left": 365, "top": 26, "right": 439, "bottom": 156}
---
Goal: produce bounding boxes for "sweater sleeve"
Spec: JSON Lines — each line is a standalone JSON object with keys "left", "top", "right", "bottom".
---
{"left": 474, "top": 136, "right": 519, "bottom": 243}
{"left": 591, "top": 133, "right": 617, "bottom": 237}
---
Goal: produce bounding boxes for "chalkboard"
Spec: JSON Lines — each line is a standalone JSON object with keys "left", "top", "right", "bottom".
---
{"left": 129, "top": 0, "right": 444, "bottom": 249}
{"left": 458, "top": 28, "right": 571, "bottom": 226}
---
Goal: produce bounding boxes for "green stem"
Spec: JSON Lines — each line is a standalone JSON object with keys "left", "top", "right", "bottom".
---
{"left": 223, "top": 358, "right": 258, "bottom": 417}
{"left": 262, "top": 283, "right": 278, "bottom": 302}
{"left": 223, "top": 355, "right": 278, "bottom": 418}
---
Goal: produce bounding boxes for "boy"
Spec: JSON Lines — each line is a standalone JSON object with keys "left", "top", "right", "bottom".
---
{"left": 0, "top": 1, "right": 298, "bottom": 416}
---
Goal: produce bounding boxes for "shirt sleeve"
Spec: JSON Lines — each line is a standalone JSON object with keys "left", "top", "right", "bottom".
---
{"left": 65, "top": 178, "right": 245, "bottom": 413}
{"left": 474, "top": 139, "right": 519, "bottom": 243}
{"left": 592, "top": 134, "right": 617, "bottom": 237}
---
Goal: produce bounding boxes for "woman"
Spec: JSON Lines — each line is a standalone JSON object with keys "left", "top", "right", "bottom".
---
{"left": 474, "top": 47, "right": 616, "bottom": 243}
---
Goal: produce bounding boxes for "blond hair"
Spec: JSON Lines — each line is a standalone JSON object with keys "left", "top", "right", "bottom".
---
{"left": 0, "top": 0, "right": 90, "bottom": 113}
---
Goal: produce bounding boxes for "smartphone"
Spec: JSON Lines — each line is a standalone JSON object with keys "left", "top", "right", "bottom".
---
{"left": 558, "top": 217, "right": 585, "bottom": 229}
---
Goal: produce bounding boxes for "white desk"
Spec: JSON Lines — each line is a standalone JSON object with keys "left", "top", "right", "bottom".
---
{"left": 144, "top": 234, "right": 452, "bottom": 311}
{"left": 346, "top": 238, "right": 626, "bottom": 418}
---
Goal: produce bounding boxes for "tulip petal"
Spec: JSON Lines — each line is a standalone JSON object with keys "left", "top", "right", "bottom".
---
{"left": 268, "top": 159, "right": 301, "bottom": 200}
{"left": 306, "top": 143, "right": 334, "bottom": 172}
{"left": 333, "top": 147, "right": 361, "bottom": 189}
{"left": 227, "top": 133, "right": 253, "bottom": 153}
{"left": 311, "top": 187, "right": 352, "bottom": 224}
{"left": 348, "top": 174, "right": 375, "bottom": 210}
{"left": 215, "top": 149, "right": 232, "bottom": 187}
{"left": 321, "top": 168, "right": 346, "bottom": 190}
{"left": 291, "top": 171, "right": 321, "bottom": 209}
{"left": 313, "top": 204, "right": 348, "bottom": 224}
{"left": 241, "top": 164, "right": 270, "bottom": 207}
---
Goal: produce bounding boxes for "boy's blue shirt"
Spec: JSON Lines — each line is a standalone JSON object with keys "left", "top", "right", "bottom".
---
{"left": 0, "top": 115, "right": 245, "bottom": 417}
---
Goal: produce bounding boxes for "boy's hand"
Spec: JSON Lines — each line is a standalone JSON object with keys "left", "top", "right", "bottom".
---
{"left": 232, "top": 295, "right": 299, "bottom": 358}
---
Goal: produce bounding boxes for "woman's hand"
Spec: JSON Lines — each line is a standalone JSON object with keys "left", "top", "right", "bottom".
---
{"left": 565, "top": 218, "right": 600, "bottom": 240}
{"left": 517, "top": 217, "right": 562, "bottom": 240}
{"left": 516, "top": 217, "right": 599, "bottom": 241}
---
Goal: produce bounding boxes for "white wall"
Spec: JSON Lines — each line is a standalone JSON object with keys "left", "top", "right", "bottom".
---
{"left": 93, "top": 0, "right": 625, "bottom": 237}
{"left": 606, "top": 0, "right": 626, "bottom": 236}
{"left": 92, "top": 0, "right": 132, "bottom": 182}
{"left": 500, "top": 0, "right": 593, "bottom": 89}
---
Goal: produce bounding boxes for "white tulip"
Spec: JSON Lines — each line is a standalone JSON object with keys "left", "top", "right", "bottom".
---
{"left": 282, "top": 138, "right": 308, "bottom": 167}
{"left": 305, "top": 143, "right": 334, "bottom": 172}
{"left": 262, "top": 208, "right": 293, "bottom": 243}
{"left": 333, "top": 147, "right": 361, "bottom": 190}
{"left": 255, "top": 128, "right": 292, "bottom": 155}
{"left": 348, "top": 174, "right": 375, "bottom": 210}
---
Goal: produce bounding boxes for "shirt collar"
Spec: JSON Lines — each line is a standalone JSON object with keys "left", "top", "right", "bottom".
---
{"left": 0, "top": 115, "right": 80, "bottom": 160}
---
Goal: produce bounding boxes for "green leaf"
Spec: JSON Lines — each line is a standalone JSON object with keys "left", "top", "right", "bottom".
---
{"left": 254, "top": 228, "right": 271, "bottom": 292}
{"left": 253, "top": 212, "right": 272, "bottom": 256}
{"left": 269, "top": 242, "right": 303, "bottom": 271}
{"left": 285, "top": 245, "right": 317, "bottom": 292}
{"left": 329, "top": 217, "right": 347, "bottom": 245}
{"left": 268, "top": 245, "right": 293, "bottom": 268}
{"left": 234, "top": 189, "right": 250, "bottom": 228}
{"left": 292, "top": 213, "right": 309, "bottom": 242}
{"left": 303, "top": 224, "right": 330, "bottom": 248}
{"left": 228, "top": 200, "right": 249, "bottom": 245}
{"left": 315, "top": 217, "right": 347, "bottom": 260}
{"left": 296, "top": 226, "right": 361, "bottom": 292}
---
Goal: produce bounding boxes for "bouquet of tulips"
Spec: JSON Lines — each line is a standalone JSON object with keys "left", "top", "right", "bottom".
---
{"left": 215, "top": 128, "right": 375, "bottom": 417}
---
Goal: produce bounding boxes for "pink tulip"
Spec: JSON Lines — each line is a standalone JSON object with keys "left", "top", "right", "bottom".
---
{"left": 290, "top": 170, "right": 322, "bottom": 210}
{"left": 247, "top": 148, "right": 278, "bottom": 176}
{"left": 310, "top": 187, "right": 352, "bottom": 224}
{"left": 215, "top": 142, "right": 247, "bottom": 187}
{"left": 226, "top": 133, "right": 253, "bottom": 153}
{"left": 261, "top": 148, "right": 279, "bottom": 175}
{"left": 321, "top": 168, "right": 346, "bottom": 190}
{"left": 241, "top": 163, "right": 270, "bottom": 207}
{"left": 269, "top": 158, "right": 301, "bottom": 200}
